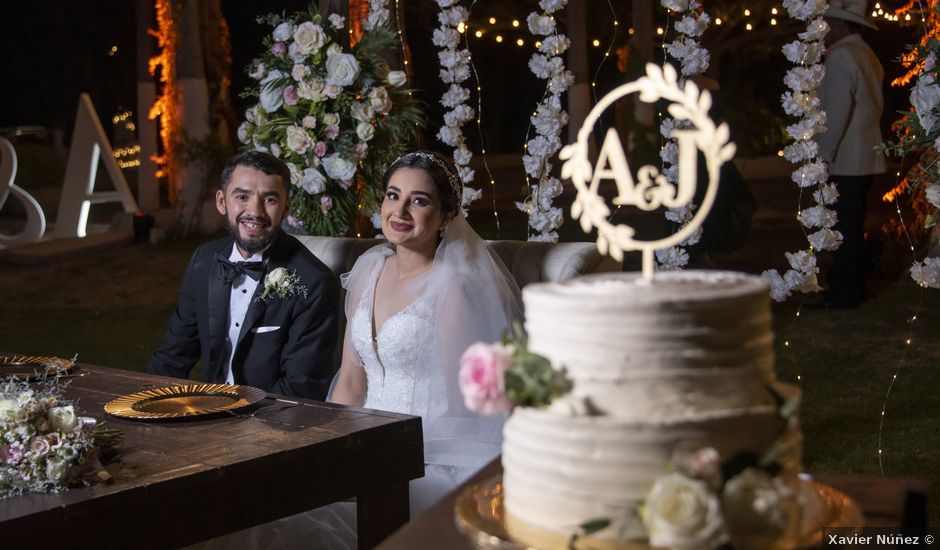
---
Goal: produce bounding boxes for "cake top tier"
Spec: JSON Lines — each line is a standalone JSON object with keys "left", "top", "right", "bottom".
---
{"left": 523, "top": 270, "right": 770, "bottom": 309}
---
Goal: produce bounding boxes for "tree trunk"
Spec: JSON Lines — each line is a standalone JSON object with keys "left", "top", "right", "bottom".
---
{"left": 632, "top": 0, "right": 654, "bottom": 128}
{"left": 136, "top": 0, "right": 160, "bottom": 212}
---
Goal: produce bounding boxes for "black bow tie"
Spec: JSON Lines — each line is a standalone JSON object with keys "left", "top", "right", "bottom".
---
{"left": 217, "top": 257, "right": 265, "bottom": 284}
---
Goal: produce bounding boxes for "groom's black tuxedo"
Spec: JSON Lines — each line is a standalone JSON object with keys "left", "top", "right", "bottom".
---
{"left": 146, "top": 233, "right": 339, "bottom": 400}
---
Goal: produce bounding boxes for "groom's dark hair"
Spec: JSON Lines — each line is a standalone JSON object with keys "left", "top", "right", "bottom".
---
{"left": 220, "top": 151, "right": 291, "bottom": 192}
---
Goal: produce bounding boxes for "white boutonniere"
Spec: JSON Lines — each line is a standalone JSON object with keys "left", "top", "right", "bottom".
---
{"left": 257, "top": 267, "right": 309, "bottom": 302}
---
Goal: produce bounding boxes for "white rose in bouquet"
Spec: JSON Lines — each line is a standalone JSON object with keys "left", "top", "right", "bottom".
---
{"left": 0, "top": 398, "right": 15, "bottom": 416}
{"left": 369, "top": 87, "right": 393, "bottom": 114}
{"left": 323, "top": 154, "right": 357, "bottom": 181}
{"left": 237, "top": 122, "right": 253, "bottom": 144}
{"left": 387, "top": 70, "right": 407, "bottom": 87}
{"left": 926, "top": 184, "right": 940, "bottom": 209}
{"left": 297, "top": 77, "right": 326, "bottom": 101}
{"left": 287, "top": 163, "right": 303, "bottom": 186}
{"left": 326, "top": 53, "right": 360, "bottom": 87}
{"left": 293, "top": 22, "right": 326, "bottom": 55}
{"left": 322, "top": 112, "right": 340, "bottom": 127}
{"left": 49, "top": 405, "right": 78, "bottom": 432}
{"left": 272, "top": 21, "right": 294, "bottom": 42}
{"left": 351, "top": 101, "right": 375, "bottom": 123}
{"left": 285, "top": 125, "right": 313, "bottom": 155}
{"left": 356, "top": 122, "right": 375, "bottom": 142}
{"left": 259, "top": 70, "right": 287, "bottom": 113}
{"left": 301, "top": 167, "right": 327, "bottom": 194}
{"left": 45, "top": 457, "right": 70, "bottom": 483}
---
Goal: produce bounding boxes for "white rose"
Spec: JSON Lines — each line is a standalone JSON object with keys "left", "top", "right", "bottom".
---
{"left": 351, "top": 101, "right": 375, "bottom": 123}
{"left": 321, "top": 112, "right": 340, "bottom": 127}
{"left": 926, "top": 185, "right": 940, "bottom": 209}
{"left": 722, "top": 469, "right": 793, "bottom": 544}
{"left": 237, "top": 122, "right": 253, "bottom": 144}
{"left": 301, "top": 167, "right": 327, "bottom": 194}
{"left": 49, "top": 405, "right": 78, "bottom": 432}
{"left": 916, "top": 76, "right": 940, "bottom": 134}
{"left": 356, "top": 122, "right": 375, "bottom": 142}
{"left": 297, "top": 77, "right": 326, "bottom": 101}
{"left": 272, "top": 21, "right": 294, "bottom": 42}
{"left": 328, "top": 13, "right": 345, "bottom": 29}
{"left": 293, "top": 22, "right": 327, "bottom": 55}
{"left": 266, "top": 267, "right": 289, "bottom": 287}
{"left": 327, "top": 43, "right": 342, "bottom": 57}
{"left": 642, "top": 473, "right": 727, "bottom": 550}
{"left": 326, "top": 53, "right": 360, "bottom": 87}
{"left": 387, "top": 70, "right": 407, "bottom": 87}
{"left": 369, "top": 86, "right": 393, "bottom": 114}
{"left": 0, "top": 398, "right": 15, "bottom": 415}
{"left": 322, "top": 153, "right": 357, "bottom": 181}
{"left": 287, "top": 163, "right": 303, "bottom": 186}
{"left": 248, "top": 61, "right": 266, "bottom": 80}
{"left": 45, "top": 457, "right": 70, "bottom": 483}
{"left": 259, "top": 70, "right": 286, "bottom": 113}
{"left": 291, "top": 63, "right": 310, "bottom": 82}
{"left": 661, "top": 0, "right": 689, "bottom": 11}
{"left": 285, "top": 125, "right": 312, "bottom": 155}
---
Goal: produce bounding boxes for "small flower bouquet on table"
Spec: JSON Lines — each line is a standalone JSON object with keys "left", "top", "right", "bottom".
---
{"left": 0, "top": 378, "right": 122, "bottom": 498}
{"left": 239, "top": 1, "right": 424, "bottom": 237}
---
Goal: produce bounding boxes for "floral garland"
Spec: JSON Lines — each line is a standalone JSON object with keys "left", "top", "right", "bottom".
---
{"left": 515, "top": 0, "right": 573, "bottom": 242}
{"left": 883, "top": 18, "right": 940, "bottom": 288}
{"left": 239, "top": 1, "right": 423, "bottom": 236}
{"left": 433, "top": 0, "right": 480, "bottom": 210}
{"left": 761, "top": 1, "right": 834, "bottom": 301}
{"left": 656, "top": 0, "right": 711, "bottom": 270}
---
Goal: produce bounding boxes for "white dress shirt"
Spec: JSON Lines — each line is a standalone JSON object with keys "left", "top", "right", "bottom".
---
{"left": 224, "top": 245, "right": 263, "bottom": 384}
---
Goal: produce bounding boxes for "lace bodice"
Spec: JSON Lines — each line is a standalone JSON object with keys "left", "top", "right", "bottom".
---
{"left": 349, "top": 257, "right": 434, "bottom": 414}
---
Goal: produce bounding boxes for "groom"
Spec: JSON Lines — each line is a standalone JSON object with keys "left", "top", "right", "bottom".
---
{"left": 146, "top": 151, "right": 340, "bottom": 399}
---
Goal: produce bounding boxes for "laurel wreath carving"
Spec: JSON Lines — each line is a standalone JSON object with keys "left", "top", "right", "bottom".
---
{"left": 559, "top": 63, "right": 736, "bottom": 272}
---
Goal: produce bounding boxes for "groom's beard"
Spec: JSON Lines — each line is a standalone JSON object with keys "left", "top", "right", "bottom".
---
{"left": 225, "top": 213, "right": 279, "bottom": 255}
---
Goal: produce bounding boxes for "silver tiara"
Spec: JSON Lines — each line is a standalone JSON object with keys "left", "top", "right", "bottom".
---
{"left": 395, "top": 152, "right": 463, "bottom": 205}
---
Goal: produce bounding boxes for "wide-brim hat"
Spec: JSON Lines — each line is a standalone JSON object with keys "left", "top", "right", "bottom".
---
{"left": 825, "top": 0, "right": 879, "bottom": 30}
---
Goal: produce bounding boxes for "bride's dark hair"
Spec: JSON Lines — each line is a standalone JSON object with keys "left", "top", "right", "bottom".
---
{"left": 382, "top": 151, "right": 461, "bottom": 216}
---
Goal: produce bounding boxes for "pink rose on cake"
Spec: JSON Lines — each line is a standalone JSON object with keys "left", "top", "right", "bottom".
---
{"left": 458, "top": 343, "right": 513, "bottom": 414}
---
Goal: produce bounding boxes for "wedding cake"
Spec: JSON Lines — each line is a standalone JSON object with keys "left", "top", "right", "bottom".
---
{"left": 502, "top": 271, "right": 802, "bottom": 549}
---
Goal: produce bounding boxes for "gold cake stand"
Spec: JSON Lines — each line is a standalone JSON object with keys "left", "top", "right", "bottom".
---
{"left": 454, "top": 475, "right": 863, "bottom": 549}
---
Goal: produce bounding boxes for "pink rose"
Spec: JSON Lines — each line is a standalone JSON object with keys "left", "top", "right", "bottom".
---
{"left": 324, "top": 124, "right": 340, "bottom": 140}
{"left": 459, "top": 342, "right": 513, "bottom": 415}
{"left": 320, "top": 195, "right": 333, "bottom": 212}
{"left": 283, "top": 85, "right": 299, "bottom": 106}
{"left": 1, "top": 443, "right": 24, "bottom": 464}
{"left": 314, "top": 141, "right": 328, "bottom": 157}
{"left": 271, "top": 42, "right": 287, "bottom": 56}
{"left": 354, "top": 141, "right": 369, "bottom": 160}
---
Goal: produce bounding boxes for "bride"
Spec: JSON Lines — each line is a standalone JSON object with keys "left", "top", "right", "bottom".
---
{"left": 331, "top": 150, "right": 522, "bottom": 513}
{"left": 192, "top": 151, "right": 521, "bottom": 549}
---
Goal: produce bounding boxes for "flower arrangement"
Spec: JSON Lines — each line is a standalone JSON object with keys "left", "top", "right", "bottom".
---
{"left": 458, "top": 326, "right": 572, "bottom": 414}
{"left": 0, "top": 378, "right": 122, "bottom": 498}
{"left": 580, "top": 393, "right": 801, "bottom": 549}
{"left": 433, "top": 0, "right": 481, "bottom": 210}
{"left": 883, "top": 31, "right": 940, "bottom": 289}
{"left": 239, "top": 1, "right": 423, "bottom": 236}
{"left": 656, "top": 0, "right": 712, "bottom": 270}
{"left": 762, "top": 0, "right": 833, "bottom": 301}
{"left": 514, "top": 0, "right": 572, "bottom": 243}
{"left": 257, "top": 267, "right": 309, "bottom": 302}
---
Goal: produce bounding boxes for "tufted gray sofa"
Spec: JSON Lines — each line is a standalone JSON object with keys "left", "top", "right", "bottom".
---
{"left": 294, "top": 236, "right": 622, "bottom": 288}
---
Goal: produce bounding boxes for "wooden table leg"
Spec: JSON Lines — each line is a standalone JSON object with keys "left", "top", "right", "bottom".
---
{"left": 357, "top": 482, "right": 410, "bottom": 550}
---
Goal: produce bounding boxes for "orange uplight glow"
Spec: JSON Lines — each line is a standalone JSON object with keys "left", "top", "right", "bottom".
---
{"left": 149, "top": 0, "right": 181, "bottom": 205}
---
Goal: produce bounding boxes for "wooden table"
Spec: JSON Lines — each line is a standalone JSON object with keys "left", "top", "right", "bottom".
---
{"left": 0, "top": 364, "right": 424, "bottom": 549}
{"left": 379, "top": 460, "right": 929, "bottom": 549}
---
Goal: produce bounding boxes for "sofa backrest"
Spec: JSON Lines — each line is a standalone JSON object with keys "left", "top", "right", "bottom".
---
{"left": 294, "top": 235, "right": 621, "bottom": 288}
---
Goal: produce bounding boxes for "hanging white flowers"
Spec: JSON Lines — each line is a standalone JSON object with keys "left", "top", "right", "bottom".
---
{"left": 761, "top": 0, "right": 833, "bottom": 301}
{"left": 433, "top": 0, "right": 480, "bottom": 209}
{"left": 656, "top": 0, "right": 710, "bottom": 270}
{"left": 516, "top": 0, "right": 573, "bottom": 242}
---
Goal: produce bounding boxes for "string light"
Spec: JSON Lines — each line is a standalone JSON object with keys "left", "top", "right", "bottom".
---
{"left": 746, "top": 23, "right": 753, "bottom": 30}
{"left": 457, "top": 21, "right": 466, "bottom": 33}
{"left": 475, "top": 30, "right": 483, "bottom": 38}
{"left": 744, "top": 8, "right": 751, "bottom": 16}
{"left": 488, "top": 17, "right": 496, "bottom": 24}
{"left": 592, "top": 39, "right": 600, "bottom": 47}
{"left": 516, "top": 38, "right": 524, "bottom": 46}
{"left": 495, "top": 35, "right": 503, "bottom": 43}
{"left": 715, "top": 18, "right": 722, "bottom": 25}
{"left": 512, "top": 19, "right": 520, "bottom": 27}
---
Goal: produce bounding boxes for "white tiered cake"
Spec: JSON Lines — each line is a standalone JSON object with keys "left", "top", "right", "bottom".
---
{"left": 502, "top": 271, "right": 802, "bottom": 549}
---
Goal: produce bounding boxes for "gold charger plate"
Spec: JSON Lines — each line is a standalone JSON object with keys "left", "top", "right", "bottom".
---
{"left": 104, "top": 383, "right": 267, "bottom": 420}
{"left": 0, "top": 354, "right": 74, "bottom": 379}
{"left": 454, "top": 475, "right": 864, "bottom": 549}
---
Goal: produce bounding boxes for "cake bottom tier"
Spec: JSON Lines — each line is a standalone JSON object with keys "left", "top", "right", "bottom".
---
{"left": 502, "top": 404, "right": 803, "bottom": 549}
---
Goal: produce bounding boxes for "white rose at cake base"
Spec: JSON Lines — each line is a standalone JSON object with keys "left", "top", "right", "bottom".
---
{"left": 491, "top": 64, "right": 807, "bottom": 550}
